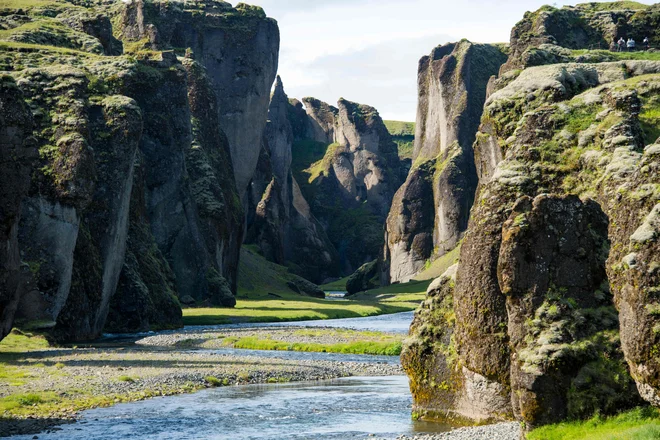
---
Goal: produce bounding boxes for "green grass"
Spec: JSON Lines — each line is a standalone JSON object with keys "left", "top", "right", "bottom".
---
{"left": 571, "top": 49, "right": 660, "bottom": 62}
{"left": 320, "top": 276, "right": 351, "bottom": 291}
{"left": 0, "top": 392, "right": 59, "bottom": 413}
{"left": 383, "top": 120, "right": 415, "bottom": 136}
{"left": 0, "top": 330, "right": 50, "bottom": 353}
{"left": 182, "top": 292, "right": 422, "bottom": 325}
{"left": 117, "top": 376, "right": 135, "bottom": 383}
{"left": 237, "top": 246, "right": 311, "bottom": 298}
{"left": 413, "top": 245, "right": 461, "bottom": 282}
{"left": 351, "top": 279, "right": 430, "bottom": 298}
{"left": 640, "top": 104, "right": 660, "bottom": 146}
{"left": 0, "top": 0, "right": 66, "bottom": 11}
{"left": 384, "top": 120, "right": 415, "bottom": 160}
{"left": 575, "top": 1, "right": 649, "bottom": 11}
{"left": 178, "top": 244, "right": 426, "bottom": 326}
{"left": 204, "top": 376, "right": 227, "bottom": 387}
{"left": 528, "top": 407, "right": 660, "bottom": 440}
{"left": 224, "top": 336, "right": 403, "bottom": 356}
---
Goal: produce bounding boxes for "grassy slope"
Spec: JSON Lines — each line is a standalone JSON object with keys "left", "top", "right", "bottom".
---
{"left": 575, "top": 1, "right": 649, "bottom": 11}
{"left": 184, "top": 246, "right": 426, "bottom": 325}
{"left": 320, "top": 276, "right": 351, "bottom": 291}
{"left": 384, "top": 120, "right": 415, "bottom": 160}
{"left": 237, "top": 245, "right": 304, "bottom": 297}
{"left": 572, "top": 50, "right": 660, "bottom": 62}
{"left": 413, "top": 245, "right": 461, "bottom": 281}
{"left": 528, "top": 407, "right": 660, "bottom": 440}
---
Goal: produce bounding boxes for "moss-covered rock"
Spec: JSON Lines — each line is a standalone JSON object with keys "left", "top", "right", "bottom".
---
{"left": 425, "top": 62, "right": 660, "bottom": 426}
{"left": 289, "top": 95, "right": 400, "bottom": 276}
{"left": 0, "top": 0, "right": 281, "bottom": 341}
{"left": 345, "top": 260, "right": 379, "bottom": 295}
{"left": 246, "top": 77, "right": 340, "bottom": 283}
{"left": 501, "top": 2, "right": 659, "bottom": 73}
{"left": 116, "top": 0, "right": 280, "bottom": 200}
{"left": 499, "top": 194, "right": 641, "bottom": 430}
{"left": 0, "top": 76, "right": 37, "bottom": 340}
{"left": 104, "top": 154, "right": 183, "bottom": 334}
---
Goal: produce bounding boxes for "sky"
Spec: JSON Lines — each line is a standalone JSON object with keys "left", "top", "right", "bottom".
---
{"left": 235, "top": 0, "right": 616, "bottom": 122}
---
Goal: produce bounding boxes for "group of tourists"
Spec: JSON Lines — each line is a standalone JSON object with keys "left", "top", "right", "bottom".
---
{"left": 614, "top": 36, "right": 651, "bottom": 52}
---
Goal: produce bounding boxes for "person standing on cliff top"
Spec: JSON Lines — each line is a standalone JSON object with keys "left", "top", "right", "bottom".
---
{"left": 618, "top": 37, "right": 626, "bottom": 52}
{"left": 628, "top": 38, "right": 636, "bottom": 51}
{"left": 644, "top": 37, "right": 650, "bottom": 50}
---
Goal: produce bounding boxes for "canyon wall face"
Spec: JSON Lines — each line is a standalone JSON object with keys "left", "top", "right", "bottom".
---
{"left": 0, "top": 77, "right": 37, "bottom": 341}
{"left": 404, "top": 2, "right": 660, "bottom": 431}
{"left": 287, "top": 97, "right": 402, "bottom": 276}
{"left": 246, "top": 77, "right": 339, "bottom": 284}
{"left": 385, "top": 41, "right": 507, "bottom": 283}
{"left": 0, "top": 0, "right": 279, "bottom": 341}
{"left": 119, "top": 0, "right": 280, "bottom": 202}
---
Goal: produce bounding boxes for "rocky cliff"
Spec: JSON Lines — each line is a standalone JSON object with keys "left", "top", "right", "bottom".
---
{"left": 0, "top": 77, "right": 37, "bottom": 341}
{"left": 0, "top": 0, "right": 279, "bottom": 341}
{"left": 290, "top": 97, "right": 402, "bottom": 275}
{"left": 501, "top": 2, "right": 658, "bottom": 73}
{"left": 118, "top": 0, "right": 280, "bottom": 202}
{"left": 403, "top": 2, "right": 660, "bottom": 431}
{"left": 385, "top": 40, "right": 507, "bottom": 283}
{"left": 246, "top": 77, "right": 339, "bottom": 283}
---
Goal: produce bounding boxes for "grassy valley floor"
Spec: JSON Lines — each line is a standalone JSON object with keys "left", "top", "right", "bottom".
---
{"left": 136, "top": 327, "right": 404, "bottom": 356}
{"left": 183, "top": 246, "right": 429, "bottom": 326}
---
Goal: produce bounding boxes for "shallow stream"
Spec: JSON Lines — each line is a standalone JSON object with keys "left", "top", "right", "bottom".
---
{"left": 12, "top": 376, "right": 450, "bottom": 439}
{"left": 14, "top": 312, "right": 452, "bottom": 439}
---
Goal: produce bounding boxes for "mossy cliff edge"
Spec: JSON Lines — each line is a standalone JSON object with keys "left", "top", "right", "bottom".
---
{"left": 0, "top": 0, "right": 279, "bottom": 341}
{"left": 402, "top": 1, "right": 660, "bottom": 433}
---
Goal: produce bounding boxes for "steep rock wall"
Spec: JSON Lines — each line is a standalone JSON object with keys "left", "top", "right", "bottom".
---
{"left": 0, "top": 77, "right": 36, "bottom": 340}
{"left": 0, "top": 0, "right": 279, "bottom": 341}
{"left": 247, "top": 78, "right": 339, "bottom": 283}
{"left": 291, "top": 97, "right": 402, "bottom": 275}
{"left": 385, "top": 41, "right": 507, "bottom": 283}
{"left": 119, "top": 0, "right": 280, "bottom": 201}
{"left": 405, "top": 58, "right": 660, "bottom": 427}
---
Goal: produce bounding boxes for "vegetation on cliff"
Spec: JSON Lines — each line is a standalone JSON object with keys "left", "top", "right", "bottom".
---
{"left": 403, "top": 1, "right": 660, "bottom": 434}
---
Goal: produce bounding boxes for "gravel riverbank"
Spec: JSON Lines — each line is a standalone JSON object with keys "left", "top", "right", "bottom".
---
{"left": 135, "top": 326, "right": 401, "bottom": 348}
{"left": 0, "top": 344, "right": 401, "bottom": 438}
{"left": 392, "top": 422, "right": 521, "bottom": 440}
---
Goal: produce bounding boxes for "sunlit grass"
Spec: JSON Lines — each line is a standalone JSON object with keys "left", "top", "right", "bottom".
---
{"left": 528, "top": 407, "right": 660, "bottom": 440}
{"left": 224, "top": 336, "right": 403, "bottom": 356}
{"left": 182, "top": 292, "right": 422, "bottom": 326}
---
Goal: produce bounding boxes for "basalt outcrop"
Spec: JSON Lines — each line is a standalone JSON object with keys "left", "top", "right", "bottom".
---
{"left": 289, "top": 96, "right": 403, "bottom": 275}
{"left": 385, "top": 40, "right": 507, "bottom": 283}
{"left": 404, "top": 2, "right": 660, "bottom": 431}
{"left": 0, "top": 0, "right": 279, "bottom": 341}
{"left": 404, "top": 55, "right": 660, "bottom": 429}
{"left": 246, "top": 77, "right": 339, "bottom": 283}
{"left": 118, "top": 0, "right": 280, "bottom": 202}
{"left": 0, "top": 77, "right": 37, "bottom": 341}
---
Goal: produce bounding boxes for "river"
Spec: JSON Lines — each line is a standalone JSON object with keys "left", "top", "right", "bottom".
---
{"left": 11, "top": 312, "right": 454, "bottom": 440}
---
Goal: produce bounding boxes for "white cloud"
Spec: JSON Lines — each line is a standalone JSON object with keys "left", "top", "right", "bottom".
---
{"left": 234, "top": 0, "right": 621, "bottom": 121}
